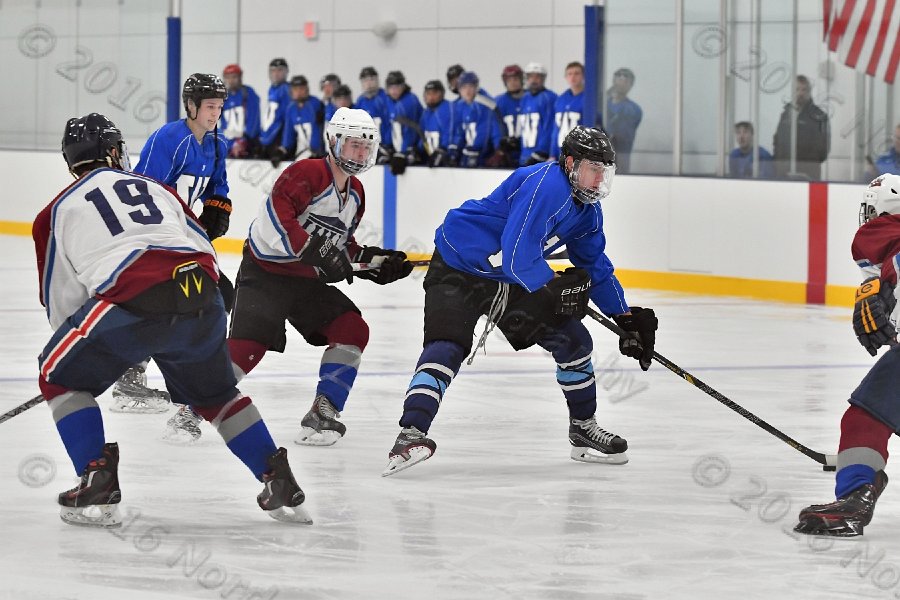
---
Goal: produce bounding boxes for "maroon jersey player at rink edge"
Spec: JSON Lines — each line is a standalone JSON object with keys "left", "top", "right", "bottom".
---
{"left": 166, "top": 107, "right": 414, "bottom": 444}
{"left": 33, "top": 113, "right": 311, "bottom": 527}
{"left": 794, "top": 174, "right": 900, "bottom": 537}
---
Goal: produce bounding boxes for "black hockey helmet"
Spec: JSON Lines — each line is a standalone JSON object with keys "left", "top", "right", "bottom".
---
{"left": 182, "top": 73, "right": 226, "bottom": 117}
{"left": 446, "top": 64, "right": 464, "bottom": 81}
{"left": 359, "top": 66, "right": 378, "bottom": 80}
{"left": 333, "top": 84, "right": 352, "bottom": 99}
{"left": 61, "top": 113, "right": 129, "bottom": 176}
{"left": 269, "top": 57, "right": 288, "bottom": 69}
{"left": 320, "top": 73, "right": 341, "bottom": 89}
{"left": 385, "top": 70, "right": 406, "bottom": 87}
{"left": 560, "top": 126, "right": 616, "bottom": 204}
{"left": 290, "top": 75, "right": 309, "bottom": 87}
{"left": 424, "top": 79, "right": 445, "bottom": 94}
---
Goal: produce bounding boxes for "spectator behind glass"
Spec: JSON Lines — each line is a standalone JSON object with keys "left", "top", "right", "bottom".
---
{"left": 605, "top": 67, "right": 642, "bottom": 174}
{"left": 866, "top": 124, "right": 900, "bottom": 179}
{"left": 772, "top": 75, "right": 830, "bottom": 181}
{"left": 729, "top": 121, "right": 774, "bottom": 179}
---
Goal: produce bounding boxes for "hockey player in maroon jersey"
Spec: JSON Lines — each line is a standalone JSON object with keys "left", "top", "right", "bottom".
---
{"left": 166, "top": 107, "right": 413, "bottom": 445}
{"left": 34, "top": 113, "right": 311, "bottom": 526}
{"left": 794, "top": 174, "right": 900, "bottom": 537}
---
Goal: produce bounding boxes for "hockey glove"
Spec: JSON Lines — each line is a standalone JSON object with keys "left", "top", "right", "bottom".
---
{"left": 612, "top": 307, "right": 658, "bottom": 371}
{"left": 376, "top": 145, "right": 394, "bottom": 166}
{"left": 355, "top": 246, "right": 413, "bottom": 285}
{"left": 524, "top": 151, "right": 549, "bottom": 166}
{"left": 461, "top": 149, "right": 481, "bottom": 168}
{"left": 428, "top": 148, "right": 448, "bottom": 168}
{"left": 299, "top": 235, "right": 353, "bottom": 284}
{"left": 546, "top": 267, "right": 591, "bottom": 319}
{"left": 199, "top": 194, "right": 232, "bottom": 240}
{"left": 269, "top": 146, "right": 287, "bottom": 169}
{"left": 853, "top": 277, "right": 897, "bottom": 356}
{"left": 389, "top": 153, "right": 407, "bottom": 175}
{"left": 499, "top": 136, "right": 521, "bottom": 154}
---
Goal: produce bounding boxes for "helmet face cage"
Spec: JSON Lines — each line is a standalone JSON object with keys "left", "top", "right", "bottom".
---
{"left": 560, "top": 126, "right": 616, "bottom": 203}
{"left": 568, "top": 159, "right": 615, "bottom": 204}
{"left": 859, "top": 174, "right": 900, "bottom": 225}
{"left": 182, "top": 74, "right": 227, "bottom": 119}
{"left": 326, "top": 109, "right": 380, "bottom": 176}
{"left": 62, "top": 113, "right": 130, "bottom": 175}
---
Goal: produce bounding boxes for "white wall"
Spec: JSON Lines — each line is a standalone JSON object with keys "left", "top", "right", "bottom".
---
{"left": 4, "top": 150, "right": 864, "bottom": 302}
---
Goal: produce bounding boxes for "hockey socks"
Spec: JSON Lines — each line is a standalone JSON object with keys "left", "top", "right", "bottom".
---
{"left": 400, "top": 340, "right": 465, "bottom": 433}
{"left": 194, "top": 396, "right": 277, "bottom": 480}
{"left": 46, "top": 390, "right": 106, "bottom": 475}
{"left": 316, "top": 312, "right": 369, "bottom": 411}
{"left": 227, "top": 339, "right": 268, "bottom": 381}
{"left": 538, "top": 320, "right": 596, "bottom": 420}
{"left": 835, "top": 405, "right": 892, "bottom": 498}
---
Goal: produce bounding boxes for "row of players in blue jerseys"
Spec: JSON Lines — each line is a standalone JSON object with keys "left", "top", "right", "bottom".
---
{"left": 215, "top": 59, "right": 643, "bottom": 175}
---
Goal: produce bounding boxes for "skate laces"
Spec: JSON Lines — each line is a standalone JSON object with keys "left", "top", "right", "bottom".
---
{"left": 400, "top": 426, "right": 425, "bottom": 440}
{"left": 316, "top": 395, "right": 340, "bottom": 419}
{"left": 577, "top": 418, "right": 617, "bottom": 445}
{"left": 467, "top": 282, "right": 509, "bottom": 366}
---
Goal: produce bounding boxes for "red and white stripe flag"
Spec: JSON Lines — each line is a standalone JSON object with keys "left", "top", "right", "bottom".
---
{"left": 823, "top": 0, "right": 900, "bottom": 84}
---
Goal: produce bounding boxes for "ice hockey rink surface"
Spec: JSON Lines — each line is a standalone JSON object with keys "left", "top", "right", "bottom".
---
{"left": 1, "top": 234, "right": 898, "bottom": 600}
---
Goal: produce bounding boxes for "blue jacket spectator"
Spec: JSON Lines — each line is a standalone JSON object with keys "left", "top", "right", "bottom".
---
{"left": 729, "top": 121, "right": 775, "bottom": 179}
{"left": 220, "top": 64, "right": 261, "bottom": 158}
{"left": 605, "top": 67, "right": 642, "bottom": 174}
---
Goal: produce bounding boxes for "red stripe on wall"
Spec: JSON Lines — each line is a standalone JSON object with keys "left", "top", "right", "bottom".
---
{"left": 807, "top": 183, "right": 829, "bottom": 304}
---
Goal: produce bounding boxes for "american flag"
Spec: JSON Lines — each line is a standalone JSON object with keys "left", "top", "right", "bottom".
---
{"left": 823, "top": 0, "right": 900, "bottom": 84}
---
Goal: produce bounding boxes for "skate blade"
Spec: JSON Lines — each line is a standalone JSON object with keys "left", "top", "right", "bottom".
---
{"left": 162, "top": 427, "right": 201, "bottom": 445}
{"left": 570, "top": 447, "right": 629, "bottom": 465}
{"left": 110, "top": 398, "right": 171, "bottom": 414}
{"left": 382, "top": 447, "right": 434, "bottom": 477}
{"left": 265, "top": 505, "right": 313, "bottom": 525}
{"left": 793, "top": 516, "right": 864, "bottom": 537}
{"left": 60, "top": 504, "right": 123, "bottom": 528}
{"left": 294, "top": 427, "right": 342, "bottom": 447}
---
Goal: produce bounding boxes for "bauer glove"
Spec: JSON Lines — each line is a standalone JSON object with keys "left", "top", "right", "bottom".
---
{"left": 546, "top": 267, "right": 590, "bottom": 319}
{"left": 299, "top": 234, "right": 353, "bottom": 284}
{"left": 853, "top": 276, "right": 897, "bottom": 356}
{"left": 355, "top": 246, "right": 413, "bottom": 285}
{"left": 613, "top": 307, "right": 658, "bottom": 371}
{"left": 199, "top": 194, "right": 232, "bottom": 240}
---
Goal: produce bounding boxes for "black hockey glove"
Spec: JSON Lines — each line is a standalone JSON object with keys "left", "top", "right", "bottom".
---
{"left": 376, "top": 145, "right": 394, "bottom": 166}
{"left": 853, "top": 277, "right": 897, "bottom": 356}
{"left": 299, "top": 234, "right": 353, "bottom": 284}
{"left": 269, "top": 146, "right": 287, "bottom": 168}
{"left": 612, "top": 307, "right": 658, "bottom": 371}
{"left": 546, "top": 267, "right": 590, "bottom": 319}
{"left": 199, "top": 194, "right": 232, "bottom": 240}
{"left": 461, "top": 149, "right": 480, "bottom": 168}
{"left": 355, "top": 246, "right": 413, "bottom": 285}
{"left": 524, "top": 151, "right": 549, "bottom": 166}
{"left": 428, "top": 148, "right": 449, "bottom": 168}
{"left": 389, "top": 153, "right": 407, "bottom": 175}
{"left": 499, "top": 136, "right": 521, "bottom": 154}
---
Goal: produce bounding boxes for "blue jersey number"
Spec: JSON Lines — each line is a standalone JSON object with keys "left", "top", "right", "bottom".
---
{"left": 85, "top": 179, "right": 163, "bottom": 236}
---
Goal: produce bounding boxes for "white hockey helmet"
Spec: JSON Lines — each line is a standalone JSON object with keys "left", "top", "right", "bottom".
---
{"left": 325, "top": 107, "right": 380, "bottom": 176}
{"left": 524, "top": 62, "right": 547, "bottom": 76}
{"left": 860, "top": 174, "right": 900, "bottom": 225}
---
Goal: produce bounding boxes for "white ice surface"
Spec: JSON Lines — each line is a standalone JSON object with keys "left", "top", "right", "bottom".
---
{"left": 1, "top": 234, "right": 898, "bottom": 600}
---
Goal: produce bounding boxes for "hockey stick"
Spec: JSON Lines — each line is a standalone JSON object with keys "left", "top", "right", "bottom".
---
{"left": 0, "top": 394, "right": 44, "bottom": 425}
{"left": 352, "top": 259, "right": 431, "bottom": 272}
{"left": 586, "top": 307, "right": 838, "bottom": 471}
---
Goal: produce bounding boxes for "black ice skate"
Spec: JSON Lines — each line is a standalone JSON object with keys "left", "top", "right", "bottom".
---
{"left": 296, "top": 395, "right": 346, "bottom": 446}
{"left": 794, "top": 471, "right": 888, "bottom": 537}
{"left": 569, "top": 416, "right": 629, "bottom": 465}
{"left": 163, "top": 404, "right": 203, "bottom": 443}
{"left": 382, "top": 426, "right": 437, "bottom": 477}
{"left": 58, "top": 442, "right": 122, "bottom": 528}
{"left": 111, "top": 365, "right": 171, "bottom": 414}
{"left": 257, "top": 447, "right": 312, "bottom": 524}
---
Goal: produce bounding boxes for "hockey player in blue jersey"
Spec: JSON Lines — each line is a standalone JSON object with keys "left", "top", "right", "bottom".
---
{"left": 117, "top": 73, "right": 233, "bottom": 415}
{"left": 385, "top": 71, "right": 423, "bottom": 175}
{"left": 419, "top": 80, "right": 455, "bottom": 168}
{"left": 488, "top": 64, "right": 525, "bottom": 168}
{"left": 450, "top": 72, "right": 497, "bottom": 168}
{"left": 320, "top": 73, "right": 341, "bottom": 121}
{"left": 383, "top": 126, "right": 658, "bottom": 476}
{"left": 260, "top": 58, "right": 291, "bottom": 160}
{"left": 606, "top": 68, "right": 643, "bottom": 174}
{"left": 220, "top": 64, "right": 261, "bottom": 158}
{"left": 519, "top": 62, "right": 558, "bottom": 166}
{"left": 269, "top": 75, "right": 325, "bottom": 168}
{"left": 550, "top": 62, "right": 588, "bottom": 159}
{"left": 355, "top": 66, "right": 392, "bottom": 164}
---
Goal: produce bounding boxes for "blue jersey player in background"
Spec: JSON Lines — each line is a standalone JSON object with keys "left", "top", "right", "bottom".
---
{"left": 490, "top": 64, "right": 525, "bottom": 168}
{"left": 385, "top": 70, "right": 423, "bottom": 175}
{"left": 220, "top": 63, "right": 261, "bottom": 158}
{"left": 450, "top": 72, "right": 496, "bottom": 168}
{"left": 383, "top": 126, "right": 659, "bottom": 477}
{"left": 419, "top": 79, "right": 455, "bottom": 167}
{"left": 269, "top": 75, "right": 325, "bottom": 168}
{"left": 259, "top": 58, "right": 291, "bottom": 158}
{"left": 519, "top": 62, "right": 558, "bottom": 166}
{"left": 551, "top": 62, "right": 590, "bottom": 160}
{"left": 356, "top": 66, "right": 392, "bottom": 165}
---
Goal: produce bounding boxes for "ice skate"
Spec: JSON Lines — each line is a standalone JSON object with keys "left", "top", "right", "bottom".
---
{"left": 257, "top": 447, "right": 312, "bottom": 524}
{"left": 794, "top": 471, "right": 888, "bottom": 537}
{"left": 163, "top": 404, "right": 202, "bottom": 443}
{"left": 295, "top": 395, "right": 346, "bottom": 446}
{"left": 58, "top": 442, "right": 122, "bottom": 528}
{"left": 110, "top": 366, "right": 171, "bottom": 414}
{"left": 569, "top": 416, "right": 629, "bottom": 465}
{"left": 382, "top": 426, "right": 437, "bottom": 477}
